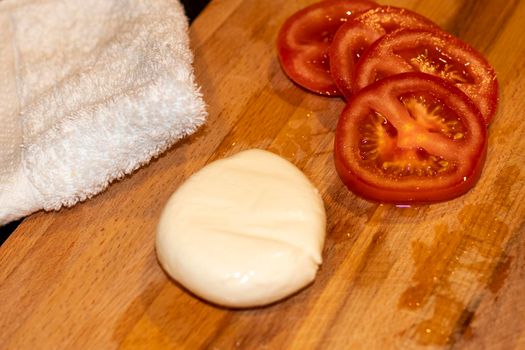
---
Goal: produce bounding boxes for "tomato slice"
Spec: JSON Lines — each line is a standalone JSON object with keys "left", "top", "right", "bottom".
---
{"left": 334, "top": 72, "right": 487, "bottom": 203}
{"left": 353, "top": 29, "right": 499, "bottom": 124}
{"left": 329, "top": 6, "right": 440, "bottom": 99}
{"left": 277, "top": 0, "right": 378, "bottom": 96}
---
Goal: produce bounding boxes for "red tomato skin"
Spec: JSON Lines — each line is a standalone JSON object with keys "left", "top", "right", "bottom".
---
{"left": 329, "top": 6, "right": 440, "bottom": 99}
{"left": 334, "top": 72, "right": 488, "bottom": 204}
{"left": 334, "top": 144, "right": 487, "bottom": 203}
{"left": 353, "top": 29, "right": 499, "bottom": 124}
{"left": 277, "top": 0, "right": 378, "bottom": 96}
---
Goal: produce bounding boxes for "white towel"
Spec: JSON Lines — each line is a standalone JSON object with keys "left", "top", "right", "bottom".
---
{"left": 0, "top": 0, "right": 207, "bottom": 225}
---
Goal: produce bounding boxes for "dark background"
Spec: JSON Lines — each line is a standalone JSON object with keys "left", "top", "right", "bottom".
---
{"left": 182, "top": 0, "right": 210, "bottom": 23}
{"left": 0, "top": 0, "right": 210, "bottom": 246}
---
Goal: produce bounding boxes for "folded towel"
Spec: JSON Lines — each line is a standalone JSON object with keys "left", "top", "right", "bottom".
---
{"left": 0, "top": 0, "right": 207, "bottom": 225}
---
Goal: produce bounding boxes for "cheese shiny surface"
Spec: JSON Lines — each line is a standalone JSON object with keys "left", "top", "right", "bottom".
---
{"left": 156, "top": 149, "right": 326, "bottom": 308}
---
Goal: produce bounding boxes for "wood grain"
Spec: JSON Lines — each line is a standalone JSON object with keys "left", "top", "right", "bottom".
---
{"left": 1, "top": 0, "right": 525, "bottom": 349}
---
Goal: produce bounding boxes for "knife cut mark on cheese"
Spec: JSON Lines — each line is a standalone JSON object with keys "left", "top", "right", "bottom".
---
{"left": 156, "top": 149, "right": 326, "bottom": 308}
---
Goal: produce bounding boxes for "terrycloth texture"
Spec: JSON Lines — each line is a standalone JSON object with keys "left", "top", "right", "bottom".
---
{"left": 0, "top": 0, "right": 207, "bottom": 225}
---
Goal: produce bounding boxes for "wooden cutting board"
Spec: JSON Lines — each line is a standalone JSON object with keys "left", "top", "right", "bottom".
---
{"left": 1, "top": 0, "right": 525, "bottom": 348}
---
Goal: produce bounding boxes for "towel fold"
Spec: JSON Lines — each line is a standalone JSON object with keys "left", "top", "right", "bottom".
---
{"left": 0, "top": 0, "right": 207, "bottom": 225}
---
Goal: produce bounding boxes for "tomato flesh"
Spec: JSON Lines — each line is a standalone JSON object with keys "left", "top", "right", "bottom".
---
{"left": 277, "top": 0, "right": 378, "bottom": 96}
{"left": 329, "top": 6, "right": 440, "bottom": 98}
{"left": 353, "top": 29, "right": 498, "bottom": 124}
{"left": 334, "top": 73, "right": 487, "bottom": 203}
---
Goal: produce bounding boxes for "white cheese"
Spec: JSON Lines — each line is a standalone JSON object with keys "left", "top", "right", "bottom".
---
{"left": 156, "top": 149, "right": 326, "bottom": 308}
